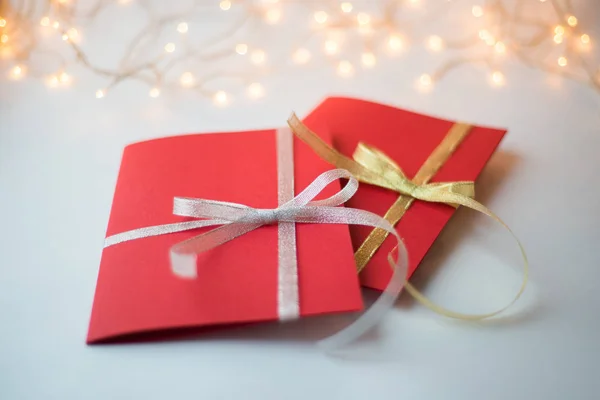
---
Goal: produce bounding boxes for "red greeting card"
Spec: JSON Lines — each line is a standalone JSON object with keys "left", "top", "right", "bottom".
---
{"left": 304, "top": 97, "right": 506, "bottom": 291}
{"left": 87, "top": 129, "right": 362, "bottom": 344}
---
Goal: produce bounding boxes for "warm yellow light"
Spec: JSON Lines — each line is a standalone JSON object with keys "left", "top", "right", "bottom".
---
{"left": 472, "top": 5, "right": 483, "bottom": 17}
{"left": 235, "top": 43, "right": 248, "bottom": 55}
{"left": 419, "top": 74, "right": 432, "bottom": 86}
{"left": 427, "top": 35, "right": 444, "bottom": 51}
{"left": 52, "top": 21, "right": 60, "bottom": 29}
{"left": 341, "top": 2, "right": 353, "bottom": 13}
{"left": 409, "top": 0, "right": 420, "bottom": 6}
{"left": 47, "top": 75, "right": 59, "bottom": 88}
{"left": 59, "top": 72, "right": 70, "bottom": 83}
{"left": 494, "top": 41, "right": 506, "bottom": 53}
{"left": 314, "top": 11, "right": 328, "bottom": 24}
{"left": 62, "top": 33, "right": 69, "bottom": 41}
{"left": 0, "top": 34, "right": 8, "bottom": 44}
{"left": 567, "top": 15, "right": 578, "bottom": 27}
{"left": 40, "top": 17, "right": 50, "bottom": 26}
{"left": 491, "top": 71, "right": 505, "bottom": 86}
{"left": 581, "top": 34, "right": 590, "bottom": 44}
{"left": 247, "top": 82, "right": 265, "bottom": 99}
{"left": 478, "top": 29, "right": 491, "bottom": 41}
{"left": 67, "top": 28, "right": 78, "bottom": 41}
{"left": 180, "top": 72, "right": 195, "bottom": 87}
{"left": 557, "top": 56, "right": 567, "bottom": 67}
{"left": 164, "top": 42, "right": 175, "bottom": 53}
{"left": 58, "top": 0, "right": 69, "bottom": 4}
{"left": 361, "top": 52, "right": 376, "bottom": 67}
{"left": 214, "top": 90, "right": 229, "bottom": 105}
{"left": 357, "top": 12, "right": 370, "bottom": 26}
{"left": 485, "top": 37, "right": 496, "bottom": 46}
{"left": 554, "top": 25, "right": 565, "bottom": 35}
{"left": 387, "top": 34, "right": 404, "bottom": 51}
{"left": 337, "top": 60, "right": 354, "bottom": 77}
{"left": 265, "top": 8, "right": 282, "bottom": 24}
{"left": 220, "top": 0, "right": 231, "bottom": 11}
{"left": 95, "top": 89, "right": 105, "bottom": 98}
{"left": 149, "top": 87, "right": 160, "bottom": 98}
{"left": 324, "top": 40, "right": 339, "bottom": 55}
{"left": 292, "top": 48, "right": 311, "bottom": 64}
{"left": 177, "top": 22, "right": 188, "bottom": 33}
{"left": 251, "top": 49, "right": 266, "bottom": 64}
{"left": 553, "top": 34, "right": 563, "bottom": 44}
{"left": 0, "top": 18, "right": 6, "bottom": 27}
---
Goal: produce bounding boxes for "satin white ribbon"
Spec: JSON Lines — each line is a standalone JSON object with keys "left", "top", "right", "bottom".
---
{"left": 104, "top": 129, "right": 408, "bottom": 350}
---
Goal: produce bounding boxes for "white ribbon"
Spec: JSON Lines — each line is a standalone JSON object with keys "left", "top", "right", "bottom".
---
{"left": 104, "top": 128, "right": 408, "bottom": 350}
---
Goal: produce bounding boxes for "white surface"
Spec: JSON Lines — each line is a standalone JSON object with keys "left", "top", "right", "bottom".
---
{"left": 2, "top": 3, "right": 600, "bottom": 400}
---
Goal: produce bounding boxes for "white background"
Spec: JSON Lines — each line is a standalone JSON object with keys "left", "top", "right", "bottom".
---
{"left": 2, "top": 1, "right": 600, "bottom": 399}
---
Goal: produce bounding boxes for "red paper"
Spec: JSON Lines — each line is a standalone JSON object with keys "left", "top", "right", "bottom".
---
{"left": 304, "top": 97, "right": 506, "bottom": 291}
{"left": 87, "top": 129, "right": 363, "bottom": 343}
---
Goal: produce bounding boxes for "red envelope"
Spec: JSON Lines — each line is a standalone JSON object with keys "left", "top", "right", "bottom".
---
{"left": 304, "top": 97, "right": 506, "bottom": 291}
{"left": 87, "top": 129, "right": 362, "bottom": 344}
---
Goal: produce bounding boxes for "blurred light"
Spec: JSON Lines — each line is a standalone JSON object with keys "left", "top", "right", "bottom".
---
{"left": 40, "top": 17, "right": 50, "bottom": 26}
{"left": 361, "top": 52, "right": 376, "bottom": 67}
{"left": 247, "top": 82, "right": 265, "bottom": 98}
{"left": 567, "top": 16, "right": 578, "bottom": 27}
{"left": 265, "top": 8, "right": 282, "bottom": 24}
{"left": 491, "top": 71, "right": 505, "bottom": 86}
{"left": 177, "top": 22, "right": 188, "bottom": 33}
{"left": 557, "top": 56, "right": 567, "bottom": 67}
{"left": 581, "top": 34, "right": 590, "bottom": 44}
{"left": 341, "top": 2, "right": 353, "bottom": 13}
{"left": 0, "top": 18, "right": 6, "bottom": 27}
{"left": 292, "top": 48, "right": 311, "bottom": 64}
{"left": 314, "top": 11, "right": 328, "bottom": 24}
{"left": 0, "top": 34, "right": 7, "bottom": 44}
{"left": 59, "top": 72, "right": 70, "bottom": 83}
{"left": 251, "top": 49, "right": 266, "bottom": 64}
{"left": 95, "top": 89, "right": 105, "bottom": 98}
{"left": 220, "top": 0, "right": 231, "bottom": 11}
{"left": 337, "top": 60, "right": 354, "bottom": 77}
{"left": 427, "top": 35, "right": 444, "bottom": 51}
{"left": 357, "top": 13, "right": 370, "bottom": 26}
{"left": 180, "top": 72, "right": 195, "bottom": 87}
{"left": 149, "top": 87, "right": 160, "bottom": 98}
{"left": 164, "top": 42, "right": 175, "bottom": 53}
{"left": 472, "top": 6, "right": 483, "bottom": 17}
{"left": 387, "top": 34, "right": 404, "bottom": 51}
{"left": 324, "top": 40, "right": 339, "bottom": 55}
{"left": 52, "top": 21, "right": 60, "bottom": 29}
{"left": 419, "top": 74, "right": 432, "bottom": 86}
{"left": 495, "top": 41, "right": 506, "bottom": 53}
{"left": 553, "top": 34, "right": 563, "bottom": 44}
{"left": 554, "top": 25, "right": 565, "bottom": 35}
{"left": 214, "top": 90, "right": 229, "bottom": 105}
{"left": 47, "top": 75, "right": 59, "bottom": 88}
{"left": 235, "top": 43, "right": 248, "bottom": 55}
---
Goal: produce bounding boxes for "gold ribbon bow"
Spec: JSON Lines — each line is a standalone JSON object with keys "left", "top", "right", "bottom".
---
{"left": 288, "top": 113, "right": 528, "bottom": 320}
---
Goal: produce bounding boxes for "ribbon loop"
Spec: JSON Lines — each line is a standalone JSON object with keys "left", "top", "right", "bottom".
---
{"left": 287, "top": 112, "right": 528, "bottom": 321}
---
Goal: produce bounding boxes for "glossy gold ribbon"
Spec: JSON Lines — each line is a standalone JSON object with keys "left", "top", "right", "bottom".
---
{"left": 288, "top": 113, "right": 528, "bottom": 320}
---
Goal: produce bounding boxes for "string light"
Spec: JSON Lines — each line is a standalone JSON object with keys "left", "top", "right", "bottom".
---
{"left": 0, "top": 34, "right": 8, "bottom": 44}
{"left": 581, "top": 34, "right": 590, "bottom": 44}
{"left": 337, "top": 60, "right": 354, "bottom": 77}
{"left": 557, "top": 56, "right": 567, "bottom": 67}
{"left": 265, "top": 8, "right": 282, "bottom": 24}
{"left": 219, "top": 0, "right": 231, "bottom": 11}
{"left": 46, "top": 75, "right": 59, "bottom": 87}
{"left": 494, "top": 41, "right": 506, "bottom": 54}
{"left": 491, "top": 71, "right": 505, "bottom": 86}
{"left": 62, "top": 33, "right": 69, "bottom": 41}
{"left": 314, "top": 11, "right": 328, "bottom": 24}
{"left": 427, "top": 35, "right": 444, "bottom": 52}
{"left": 52, "top": 21, "right": 60, "bottom": 29}
{"left": 247, "top": 82, "right": 265, "bottom": 98}
{"left": 361, "top": 52, "right": 376, "bottom": 67}
{"left": 180, "top": 72, "right": 195, "bottom": 87}
{"left": 251, "top": 49, "right": 266, "bottom": 64}
{"left": 567, "top": 15, "right": 578, "bottom": 27}
{"left": 472, "top": 6, "right": 484, "bottom": 18}
{"left": 213, "top": 90, "right": 229, "bottom": 105}
{"left": 357, "top": 13, "right": 370, "bottom": 26}
{"left": 479, "top": 29, "right": 492, "bottom": 41}
{"left": 177, "top": 22, "right": 188, "bottom": 33}
{"left": 554, "top": 25, "right": 565, "bottom": 35}
{"left": 40, "top": 17, "right": 50, "bottom": 27}
{"left": 387, "top": 34, "right": 404, "bottom": 52}
{"left": 164, "top": 42, "right": 175, "bottom": 53}
{"left": 0, "top": 18, "right": 6, "bottom": 27}
{"left": 10, "top": 65, "right": 25, "bottom": 79}
{"left": 324, "top": 40, "right": 339, "bottom": 55}
{"left": 235, "top": 43, "right": 248, "bottom": 55}
{"left": 59, "top": 72, "right": 70, "bottom": 83}
{"left": 95, "top": 89, "right": 105, "bottom": 98}
{"left": 553, "top": 34, "right": 563, "bottom": 44}
{"left": 149, "top": 87, "right": 160, "bottom": 98}
{"left": 418, "top": 73, "right": 433, "bottom": 91}
{"left": 341, "top": 2, "right": 353, "bottom": 13}
{"left": 292, "top": 48, "right": 311, "bottom": 64}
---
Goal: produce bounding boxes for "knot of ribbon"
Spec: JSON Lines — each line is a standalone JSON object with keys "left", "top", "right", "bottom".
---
{"left": 104, "top": 167, "right": 409, "bottom": 350}
{"left": 287, "top": 113, "right": 528, "bottom": 321}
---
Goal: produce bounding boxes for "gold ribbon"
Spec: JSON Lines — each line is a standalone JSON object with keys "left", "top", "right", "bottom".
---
{"left": 287, "top": 113, "right": 528, "bottom": 320}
